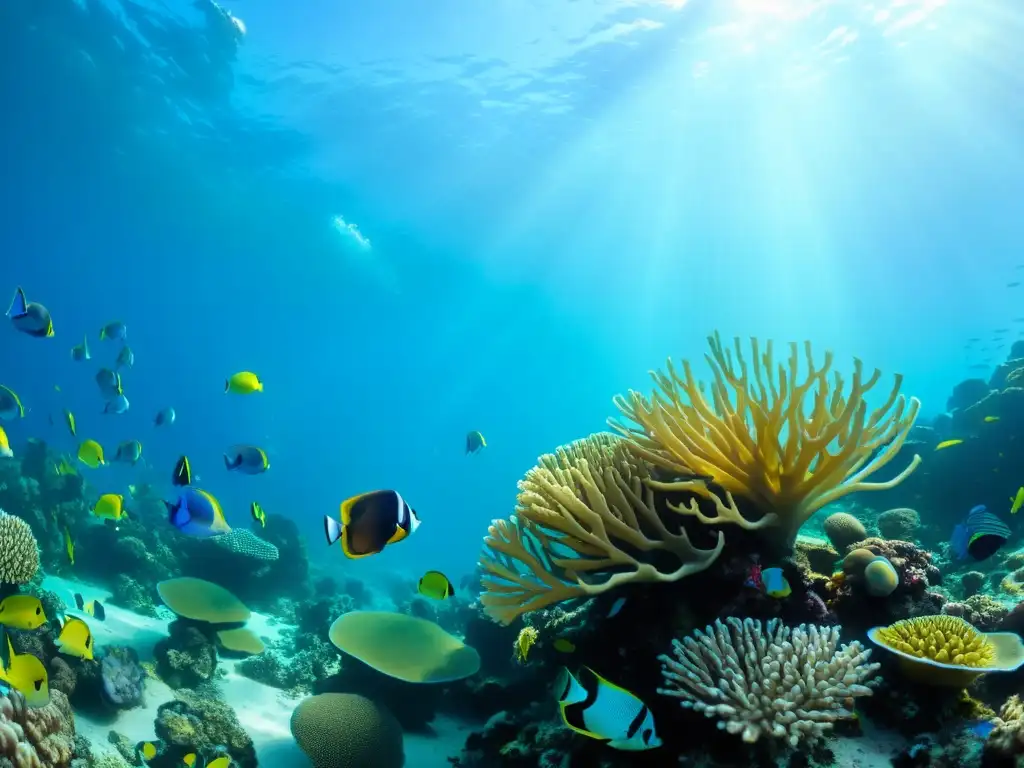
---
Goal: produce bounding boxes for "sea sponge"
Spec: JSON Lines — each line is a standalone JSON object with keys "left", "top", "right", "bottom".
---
{"left": 610, "top": 333, "right": 921, "bottom": 547}
{"left": 479, "top": 433, "right": 723, "bottom": 623}
{"left": 864, "top": 556, "right": 899, "bottom": 597}
{"left": 876, "top": 507, "right": 920, "bottom": 541}
{"left": 867, "top": 615, "right": 1024, "bottom": 687}
{"left": 961, "top": 571, "right": 986, "bottom": 598}
{"left": 843, "top": 547, "right": 878, "bottom": 575}
{"left": 0, "top": 510, "right": 39, "bottom": 584}
{"left": 329, "top": 611, "right": 480, "bottom": 683}
{"left": 211, "top": 529, "right": 279, "bottom": 561}
{"left": 658, "top": 617, "right": 880, "bottom": 746}
{"left": 156, "top": 577, "right": 251, "bottom": 623}
{"left": 822, "top": 512, "right": 868, "bottom": 553}
{"left": 291, "top": 693, "right": 403, "bottom": 768}
{"left": 216, "top": 628, "right": 265, "bottom": 655}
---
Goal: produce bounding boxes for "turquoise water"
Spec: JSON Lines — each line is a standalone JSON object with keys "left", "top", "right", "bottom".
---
{"left": 1, "top": 0, "right": 1022, "bottom": 587}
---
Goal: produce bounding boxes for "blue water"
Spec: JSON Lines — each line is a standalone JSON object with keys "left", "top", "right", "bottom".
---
{"left": 2, "top": 0, "right": 1023, "bottom": 585}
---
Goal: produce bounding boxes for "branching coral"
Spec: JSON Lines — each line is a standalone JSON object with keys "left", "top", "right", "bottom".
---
{"left": 0, "top": 510, "right": 40, "bottom": 584}
{"left": 610, "top": 332, "right": 922, "bottom": 545}
{"left": 658, "top": 617, "right": 880, "bottom": 746}
{"left": 479, "top": 434, "right": 724, "bottom": 624}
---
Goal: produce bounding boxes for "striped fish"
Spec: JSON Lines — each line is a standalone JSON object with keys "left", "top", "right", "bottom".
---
{"left": 951, "top": 504, "right": 1011, "bottom": 561}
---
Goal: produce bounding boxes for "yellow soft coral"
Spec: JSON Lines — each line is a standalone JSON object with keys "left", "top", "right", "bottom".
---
{"left": 610, "top": 332, "right": 921, "bottom": 545}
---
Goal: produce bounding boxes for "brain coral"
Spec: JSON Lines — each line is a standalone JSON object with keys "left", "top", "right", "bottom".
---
{"left": 211, "top": 530, "right": 279, "bottom": 561}
{"left": 291, "top": 693, "right": 403, "bottom": 768}
{"left": 157, "top": 577, "right": 251, "bottom": 623}
{"left": 822, "top": 512, "right": 867, "bottom": 553}
{"left": 0, "top": 511, "right": 39, "bottom": 585}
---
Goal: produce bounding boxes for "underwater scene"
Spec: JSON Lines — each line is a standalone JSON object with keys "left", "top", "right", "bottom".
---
{"left": 3, "top": 0, "right": 1024, "bottom": 767}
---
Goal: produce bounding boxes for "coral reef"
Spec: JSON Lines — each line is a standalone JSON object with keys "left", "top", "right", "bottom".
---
{"left": 877, "top": 507, "right": 921, "bottom": 541}
{"left": 0, "top": 689, "right": 76, "bottom": 767}
{"left": 0, "top": 510, "right": 40, "bottom": 585}
{"left": 155, "top": 690, "right": 256, "bottom": 768}
{"left": 822, "top": 512, "right": 868, "bottom": 553}
{"left": 153, "top": 621, "right": 218, "bottom": 689}
{"left": 291, "top": 693, "right": 404, "bottom": 768}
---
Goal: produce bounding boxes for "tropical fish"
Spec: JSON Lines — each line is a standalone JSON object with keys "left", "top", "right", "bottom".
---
{"left": 136, "top": 740, "right": 161, "bottom": 762}
{"left": 70, "top": 335, "right": 91, "bottom": 361}
{"left": 250, "top": 501, "right": 266, "bottom": 527}
{"left": 553, "top": 638, "right": 576, "bottom": 654}
{"left": 172, "top": 455, "right": 192, "bottom": 487}
{"left": 762, "top": 567, "right": 792, "bottom": 599}
{"left": 935, "top": 439, "right": 963, "bottom": 451}
{"left": 99, "top": 321, "right": 127, "bottom": 341}
{"left": 56, "top": 616, "right": 94, "bottom": 660}
{"left": 74, "top": 594, "right": 105, "bottom": 621}
{"left": 54, "top": 455, "right": 77, "bottom": 476}
{"left": 985, "top": 416, "right": 1001, "bottom": 423}
{"left": 1011, "top": 488, "right": 1024, "bottom": 516}
{"left": 62, "top": 409, "right": 76, "bottom": 437}
{"left": 64, "top": 526, "right": 74, "bottom": 565}
{"left": 95, "top": 368, "right": 123, "bottom": 398}
{"left": 207, "top": 758, "right": 231, "bottom": 768}
{"left": 7, "top": 286, "right": 54, "bottom": 338}
{"left": 466, "top": 430, "right": 487, "bottom": 454}
{"left": 78, "top": 439, "right": 105, "bottom": 468}
{"left": 557, "top": 667, "right": 661, "bottom": 751}
{"left": 182, "top": 754, "right": 198, "bottom": 767}
{"left": 323, "top": 490, "right": 421, "bottom": 559}
{"left": 951, "top": 504, "right": 1011, "bottom": 561}
{"left": 223, "top": 445, "right": 269, "bottom": 474}
{"left": 225, "top": 371, "right": 263, "bottom": 394}
{"left": 115, "top": 344, "right": 134, "bottom": 369}
{"left": 0, "top": 426, "right": 12, "bottom": 458}
{"left": 165, "top": 487, "right": 231, "bottom": 538}
{"left": 0, "top": 595, "right": 47, "bottom": 630}
{"left": 113, "top": 440, "right": 143, "bottom": 465}
{"left": 418, "top": 570, "right": 454, "bottom": 600}
{"left": 0, "top": 633, "right": 50, "bottom": 707}
{"left": 0, "top": 385, "right": 25, "bottom": 421}
{"left": 515, "top": 626, "right": 539, "bottom": 663}
{"left": 103, "top": 393, "right": 130, "bottom": 415}
{"left": 154, "top": 407, "right": 176, "bottom": 427}
{"left": 606, "top": 597, "right": 627, "bottom": 619}
{"left": 93, "top": 494, "right": 128, "bottom": 521}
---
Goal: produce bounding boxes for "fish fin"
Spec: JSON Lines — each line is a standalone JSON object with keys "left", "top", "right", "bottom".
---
{"left": 224, "top": 454, "right": 240, "bottom": 470}
{"left": 582, "top": 666, "right": 639, "bottom": 699}
{"left": 556, "top": 668, "right": 588, "bottom": 706}
{"left": 323, "top": 515, "right": 343, "bottom": 546}
{"left": 559, "top": 701, "right": 606, "bottom": 741}
{"left": 6, "top": 287, "right": 27, "bottom": 319}
{"left": 45, "top": 321, "right": 54, "bottom": 338}
{"left": 386, "top": 526, "right": 408, "bottom": 545}
{"left": 224, "top": 379, "right": 230, "bottom": 393}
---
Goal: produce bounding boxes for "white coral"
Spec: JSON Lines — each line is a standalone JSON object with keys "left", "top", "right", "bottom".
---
{"left": 658, "top": 617, "right": 880, "bottom": 746}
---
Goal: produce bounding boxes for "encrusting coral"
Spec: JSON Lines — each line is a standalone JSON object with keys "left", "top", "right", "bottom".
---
{"left": 610, "top": 332, "right": 922, "bottom": 547}
{"left": 0, "top": 510, "right": 40, "bottom": 585}
{"left": 479, "top": 433, "right": 724, "bottom": 624}
{"left": 658, "top": 617, "right": 880, "bottom": 747}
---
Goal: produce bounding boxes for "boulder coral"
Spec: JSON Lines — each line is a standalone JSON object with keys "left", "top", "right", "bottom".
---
{"left": 291, "top": 693, "right": 403, "bottom": 768}
{"left": 0, "top": 510, "right": 39, "bottom": 585}
{"left": 0, "top": 689, "right": 76, "bottom": 767}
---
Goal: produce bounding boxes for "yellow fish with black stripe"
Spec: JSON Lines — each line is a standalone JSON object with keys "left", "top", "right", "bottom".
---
{"left": 0, "top": 632, "right": 50, "bottom": 707}
{"left": 250, "top": 501, "right": 266, "bottom": 527}
{"left": 56, "top": 615, "right": 94, "bottom": 660}
{"left": 0, "top": 595, "right": 47, "bottom": 630}
{"left": 418, "top": 570, "right": 455, "bottom": 600}
{"left": 556, "top": 667, "right": 661, "bottom": 751}
{"left": 74, "top": 593, "right": 106, "bottom": 621}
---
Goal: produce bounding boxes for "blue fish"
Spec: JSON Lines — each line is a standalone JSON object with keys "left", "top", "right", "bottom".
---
{"left": 951, "top": 505, "right": 1010, "bottom": 561}
{"left": 7, "top": 287, "right": 53, "bottom": 338}
{"left": 164, "top": 488, "right": 231, "bottom": 538}
{"left": 762, "top": 567, "right": 792, "bottom": 599}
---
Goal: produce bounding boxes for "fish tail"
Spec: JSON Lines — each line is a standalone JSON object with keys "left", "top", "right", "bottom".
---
{"left": 223, "top": 454, "right": 240, "bottom": 470}
{"left": 323, "top": 515, "right": 344, "bottom": 546}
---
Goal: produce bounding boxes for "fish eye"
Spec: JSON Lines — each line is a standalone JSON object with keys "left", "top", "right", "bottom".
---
{"left": 35, "top": 606, "right": 40, "bottom": 615}
{"left": 34, "top": 679, "right": 43, "bottom": 691}
{"left": 86, "top": 636, "right": 92, "bottom": 649}
{"left": 642, "top": 728, "right": 652, "bottom": 744}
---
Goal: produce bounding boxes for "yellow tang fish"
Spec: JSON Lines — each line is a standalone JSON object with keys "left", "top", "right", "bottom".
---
{"left": 54, "top": 455, "right": 78, "bottom": 476}
{"left": 418, "top": 570, "right": 455, "bottom": 600}
{"left": 206, "top": 757, "right": 232, "bottom": 768}
{"left": 56, "top": 616, "right": 94, "bottom": 660}
{"left": 0, "top": 425, "right": 12, "bottom": 458}
{"left": 935, "top": 439, "right": 963, "bottom": 451}
{"left": 0, "top": 595, "right": 47, "bottom": 630}
{"left": 225, "top": 371, "right": 263, "bottom": 394}
{"left": 0, "top": 634, "right": 50, "bottom": 707}
{"left": 78, "top": 439, "right": 105, "bottom": 468}
{"left": 93, "top": 493, "right": 128, "bottom": 521}
{"left": 1010, "top": 487, "right": 1024, "bottom": 515}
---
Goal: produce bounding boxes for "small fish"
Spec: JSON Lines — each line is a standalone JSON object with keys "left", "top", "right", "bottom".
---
{"left": 70, "top": 335, "right": 91, "bottom": 361}
{"left": 935, "top": 439, "right": 963, "bottom": 451}
{"left": 762, "top": 567, "right": 792, "bottom": 599}
{"left": 0, "top": 426, "right": 12, "bottom": 458}
{"left": 985, "top": 416, "right": 1001, "bottom": 423}
{"left": 74, "top": 594, "right": 106, "bottom": 621}
{"left": 113, "top": 440, "right": 143, "bottom": 465}
{"left": 7, "top": 286, "right": 54, "bottom": 338}
{"left": 0, "top": 633, "right": 50, "bottom": 707}
{"left": 207, "top": 758, "right": 232, "bottom": 768}
{"left": 183, "top": 754, "right": 199, "bottom": 767}
{"left": 173, "top": 455, "right": 192, "bottom": 487}
{"left": 154, "top": 407, "right": 176, "bottom": 427}
{"left": 557, "top": 667, "right": 661, "bottom": 751}
{"left": 223, "top": 445, "right": 269, "bottom": 474}
{"left": 93, "top": 494, "right": 128, "bottom": 521}
{"left": 0, "top": 595, "right": 47, "bottom": 630}
{"left": 225, "top": 371, "right": 263, "bottom": 394}
{"left": 63, "top": 409, "right": 76, "bottom": 437}
{"left": 115, "top": 344, "right": 134, "bottom": 369}
{"left": 553, "top": 638, "right": 576, "bottom": 653}
{"left": 77, "top": 439, "right": 105, "bottom": 469}
{"left": 56, "top": 616, "right": 94, "bottom": 660}
{"left": 99, "top": 321, "right": 127, "bottom": 341}
{"left": 54, "top": 455, "right": 77, "bottom": 476}
{"left": 606, "top": 596, "right": 627, "bottom": 618}
{"left": 103, "top": 393, "right": 130, "bottom": 415}
{"left": 95, "top": 368, "right": 123, "bottom": 398}
{"left": 136, "top": 740, "right": 161, "bottom": 762}
{"left": 950, "top": 504, "right": 1011, "bottom": 561}
{"left": 64, "top": 526, "right": 74, "bottom": 565}
{"left": 466, "top": 430, "right": 487, "bottom": 454}
{"left": 0, "top": 385, "right": 25, "bottom": 421}
{"left": 418, "top": 570, "right": 455, "bottom": 600}
{"left": 323, "top": 490, "right": 421, "bottom": 558}
{"left": 1011, "top": 487, "right": 1024, "bottom": 515}
{"left": 515, "top": 626, "right": 539, "bottom": 663}
{"left": 165, "top": 487, "right": 231, "bottom": 538}
{"left": 250, "top": 501, "right": 266, "bottom": 527}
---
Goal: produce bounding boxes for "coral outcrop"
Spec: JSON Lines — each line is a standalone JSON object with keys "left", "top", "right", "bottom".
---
{"left": 0, "top": 510, "right": 39, "bottom": 585}
{"left": 0, "top": 689, "right": 76, "bottom": 767}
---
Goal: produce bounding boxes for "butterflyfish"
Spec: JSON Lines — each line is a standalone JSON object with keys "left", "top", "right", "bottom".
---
{"left": 0, "top": 385, "right": 25, "bottom": 421}
{"left": 225, "top": 371, "right": 263, "bottom": 394}
{"left": 173, "top": 455, "right": 192, "bottom": 487}
{"left": 71, "top": 334, "right": 91, "bottom": 361}
{"left": 74, "top": 594, "right": 106, "bottom": 621}
{"left": 56, "top": 615, "right": 94, "bottom": 660}
{"left": 1010, "top": 487, "right": 1024, "bottom": 515}
{"left": 64, "top": 526, "right": 74, "bottom": 565}
{"left": 78, "top": 439, "right": 105, "bottom": 468}
{"left": 182, "top": 753, "right": 197, "bottom": 767}
{"left": 54, "top": 455, "right": 77, "bottom": 476}
{"left": 0, "top": 595, "right": 47, "bottom": 630}
{"left": 223, "top": 445, "right": 269, "bottom": 474}
{"left": 155, "top": 407, "right": 176, "bottom": 427}
{"left": 935, "top": 439, "right": 963, "bottom": 451}
{"left": 207, "top": 758, "right": 232, "bottom": 768}
{"left": 418, "top": 570, "right": 454, "bottom": 600}
{"left": 113, "top": 440, "right": 143, "bottom": 465}
{"left": 0, "top": 633, "right": 50, "bottom": 707}
{"left": 99, "top": 321, "right": 127, "bottom": 341}
{"left": 63, "top": 409, "right": 76, "bottom": 437}
{"left": 0, "top": 426, "right": 11, "bottom": 458}
{"left": 95, "top": 368, "right": 123, "bottom": 398}
{"left": 761, "top": 567, "right": 792, "bottom": 599}
{"left": 323, "top": 490, "right": 421, "bottom": 559}
{"left": 7, "top": 286, "right": 54, "bottom": 338}
{"left": 165, "top": 487, "right": 231, "bottom": 538}
{"left": 116, "top": 344, "right": 134, "bottom": 369}
{"left": 466, "top": 430, "right": 487, "bottom": 454}
{"left": 93, "top": 494, "right": 128, "bottom": 521}
{"left": 136, "top": 740, "right": 161, "bottom": 761}
{"left": 556, "top": 667, "right": 662, "bottom": 751}
{"left": 950, "top": 504, "right": 1011, "bottom": 561}
{"left": 250, "top": 501, "right": 266, "bottom": 527}
{"left": 103, "top": 393, "right": 130, "bottom": 415}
